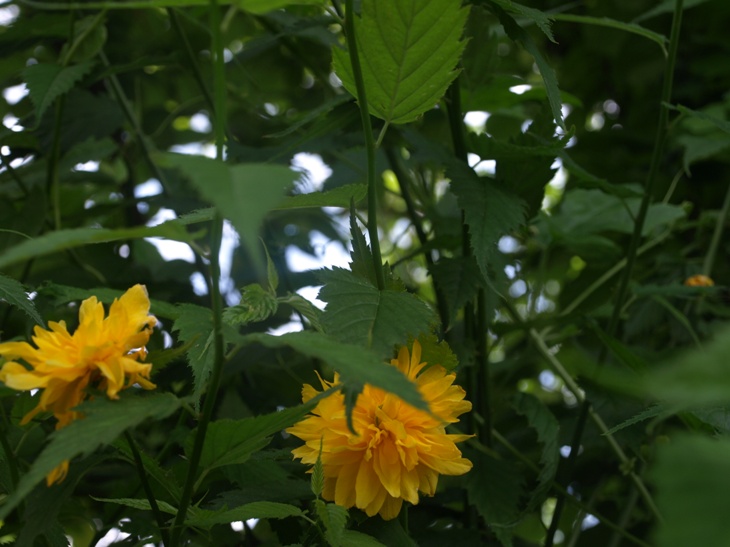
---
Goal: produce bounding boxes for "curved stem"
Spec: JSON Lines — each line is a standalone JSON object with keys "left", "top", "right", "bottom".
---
{"left": 603, "top": 0, "right": 684, "bottom": 347}
{"left": 702, "top": 174, "right": 730, "bottom": 277}
{"left": 344, "top": 0, "right": 385, "bottom": 290}
{"left": 169, "top": 1, "right": 227, "bottom": 544}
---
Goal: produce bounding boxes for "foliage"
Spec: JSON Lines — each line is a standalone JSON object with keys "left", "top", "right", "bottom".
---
{"left": 1, "top": 0, "right": 730, "bottom": 545}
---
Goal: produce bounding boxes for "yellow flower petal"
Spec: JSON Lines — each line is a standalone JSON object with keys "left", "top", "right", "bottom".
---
{"left": 288, "top": 340, "right": 472, "bottom": 520}
{"left": 0, "top": 285, "right": 157, "bottom": 486}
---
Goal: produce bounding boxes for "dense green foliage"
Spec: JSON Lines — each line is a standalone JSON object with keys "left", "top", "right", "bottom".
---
{"left": 1, "top": 0, "right": 729, "bottom": 545}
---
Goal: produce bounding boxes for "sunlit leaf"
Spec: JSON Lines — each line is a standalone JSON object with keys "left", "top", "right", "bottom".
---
{"left": 333, "top": 0, "right": 469, "bottom": 125}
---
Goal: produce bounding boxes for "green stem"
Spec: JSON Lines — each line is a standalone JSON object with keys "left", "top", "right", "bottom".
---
{"left": 702, "top": 172, "right": 730, "bottom": 277}
{"left": 603, "top": 0, "right": 684, "bottom": 346}
{"left": 169, "top": 2, "right": 227, "bottom": 545}
{"left": 167, "top": 8, "right": 216, "bottom": 113}
{"left": 124, "top": 431, "right": 171, "bottom": 546}
{"left": 344, "top": 0, "right": 385, "bottom": 290}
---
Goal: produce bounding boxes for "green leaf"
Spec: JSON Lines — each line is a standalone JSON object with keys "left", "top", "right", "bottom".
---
{"left": 311, "top": 440, "right": 325, "bottom": 498}
{"left": 0, "top": 222, "right": 192, "bottom": 271}
{"left": 489, "top": 5, "right": 564, "bottom": 129}
{"left": 172, "top": 304, "right": 215, "bottom": 408}
{"left": 113, "top": 438, "right": 182, "bottom": 501}
{"left": 590, "top": 323, "right": 649, "bottom": 372}
{"left": 244, "top": 331, "right": 427, "bottom": 411}
{"left": 651, "top": 434, "right": 730, "bottom": 547}
{"left": 487, "top": 0, "right": 555, "bottom": 43}
{"left": 233, "top": 0, "right": 325, "bottom": 13}
{"left": 633, "top": 0, "right": 712, "bottom": 22}
{"left": 415, "top": 332, "right": 458, "bottom": 372}
{"left": 23, "top": 61, "right": 94, "bottom": 122}
{"left": 187, "top": 501, "right": 306, "bottom": 528}
{"left": 37, "top": 282, "right": 180, "bottom": 321}
{"left": 0, "top": 274, "right": 44, "bottom": 326}
{"left": 60, "top": 14, "right": 107, "bottom": 63}
{"left": 92, "top": 496, "right": 177, "bottom": 515}
{"left": 466, "top": 452, "right": 524, "bottom": 546}
{"left": 448, "top": 166, "right": 526, "bottom": 286}
{"left": 604, "top": 404, "right": 674, "bottom": 436}
{"left": 316, "top": 499, "right": 348, "bottom": 547}
{"left": 513, "top": 393, "right": 559, "bottom": 514}
{"left": 552, "top": 14, "right": 667, "bottom": 53}
{"left": 340, "top": 530, "right": 386, "bottom": 547}
{"left": 318, "top": 268, "right": 434, "bottom": 359}
{"left": 280, "top": 293, "right": 324, "bottom": 332}
{"left": 194, "top": 391, "right": 335, "bottom": 473}
{"left": 159, "top": 153, "right": 296, "bottom": 274}
{"left": 279, "top": 184, "right": 367, "bottom": 209}
{"left": 333, "top": 0, "right": 469, "bottom": 125}
{"left": 223, "top": 284, "right": 279, "bottom": 326}
{"left": 263, "top": 244, "right": 279, "bottom": 292}
{"left": 0, "top": 393, "right": 182, "bottom": 520}
{"left": 675, "top": 134, "right": 730, "bottom": 173}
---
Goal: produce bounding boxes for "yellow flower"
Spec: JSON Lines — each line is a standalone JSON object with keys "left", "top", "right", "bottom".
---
{"left": 0, "top": 284, "right": 157, "bottom": 485}
{"left": 287, "top": 341, "right": 472, "bottom": 520}
{"left": 684, "top": 274, "right": 714, "bottom": 287}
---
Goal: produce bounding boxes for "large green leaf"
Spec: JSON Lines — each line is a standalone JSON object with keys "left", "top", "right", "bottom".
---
{"left": 0, "top": 393, "right": 182, "bottom": 520}
{"left": 0, "top": 274, "right": 44, "bottom": 326}
{"left": 466, "top": 451, "right": 524, "bottom": 546}
{"left": 651, "top": 434, "right": 730, "bottom": 547}
{"left": 317, "top": 268, "right": 434, "bottom": 359}
{"left": 244, "top": 331, "right": 427, "bottom": 411}
{"left": 0, "top": 222, "right": 193, "bottom": 271}
{"left": 448, "top": 165, "right": 526, "bottom": 286}
{"left": 487, "top": 0, "right": 556, "bottom": 43}
{"left": 316, "top": 499, "right": 349, "bottom": 547}
{"left": 279, "top": 184, "right": 367, "bottom": 209}
{"left": 333, "top": 0, "right": 469, "bottom": 125}
{"left": 23, "top": 61, "right": 94, "bottom": 121}
{"left": 159, "top": 153, "right": 297, "bottom": 274}
{"left": 192, "top": 393, "right": 332, "bottom": 474}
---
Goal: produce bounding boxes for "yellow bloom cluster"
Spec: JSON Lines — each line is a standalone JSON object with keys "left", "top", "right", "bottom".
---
{"left": 287, "top": 341, "right": 472, "bottom": 520}
{"left": 0, "top": 284, "right": 157, "bottom": 484}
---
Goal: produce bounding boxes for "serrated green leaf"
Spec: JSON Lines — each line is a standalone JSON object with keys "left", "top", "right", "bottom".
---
{"left": 0, "top": 222, "right": 192, "bottom": 271}
{"left": 430, "top": 257, "right": 487, "bottom": 325}
{"left": 194, "top": 390, "right": 335, "bottom": 474}
{"left": 23, "top": 61, "right": 94, "bottom": 122}
{"left": 0, "top": 274, "right": 44, "bottom": 326}
{"left": 311, "top": 441, "right": 325, "bottom": 498}
{"left": 489, "top": 5, "right": 564, "bottom": 129}
{"left": 187, "top": 501, "right": 306, "bottom": 528}
{"left": 172, "top": 304, "right": 214, "bottom": 408}
{"left": 317, "top": 268, "right": 434, "bottom": 359}
{"left": 348, "top": 206, "right": 380, "bottom": 286}
{"left": 415, "top": 332, "right": 459, "bottom": 372}
{"left": 316, "top": 500, "right": 348, "bottom": 547}
{"left": 448, "top": 167, "right": 526, "bottom": 286}
{"left": 159, "top": 153, "right": 296, "bottom": 274}
{"left": 244, "top": 331, "right": 426, "bottom": 411}
{"left": 466, "top": 452, "right": 524, "bottom": 546}
{"left": 0, "top": 393, "right": 182, "bottom": 520}
{"left": 333, "top": 0, "right": 469, "bottom": 125}
{"left": 513, "top": 393, "right": 559, "bottom": 515}
{"left": 60, "top": 14, "right": 107, "bottom": 64}
{"left": 651, "top": 434, "right": 730, "bottom": 547}
{"left": 223, "top": 284, "right": 279, "bottom": 326}
{"left": 113, "top": 438, "right": 182, "bottom": 500}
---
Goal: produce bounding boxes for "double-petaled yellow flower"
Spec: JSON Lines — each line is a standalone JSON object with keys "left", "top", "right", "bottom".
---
{"left": 287, "top": 341, "right": 472, "bottom": 520}
{"left": 0, "top": 284, "right": 157, "bottom": 485}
